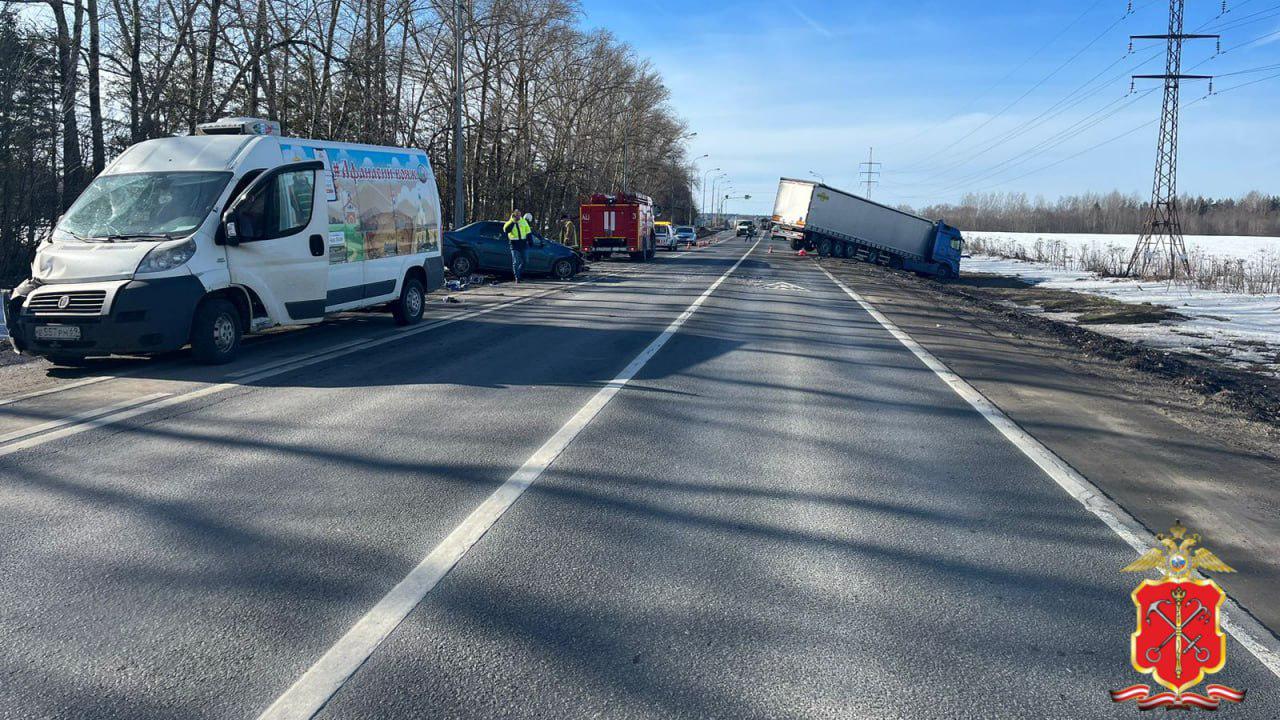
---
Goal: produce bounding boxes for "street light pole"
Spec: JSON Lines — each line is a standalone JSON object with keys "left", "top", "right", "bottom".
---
{"left": 711, "top": 175, "right": 730, "bottom": 224}
{"left": 700, "top": 167, "right": 720, "bottom": 226}
{"left": 689, "top": 153, "right": 708, "bottom": 225}
{"left": 452, "top": 0, "right": 465, "bottom": 229}
{"left": 710, "top": 173, "right": 728, "bottom": 224}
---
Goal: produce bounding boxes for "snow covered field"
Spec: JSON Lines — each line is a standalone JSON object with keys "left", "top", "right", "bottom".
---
{"left": 965, "top": 231, "right": 1280, "bottom": 261}
{"left": 963, "top": 248, "right": 1280, "bottom": 375}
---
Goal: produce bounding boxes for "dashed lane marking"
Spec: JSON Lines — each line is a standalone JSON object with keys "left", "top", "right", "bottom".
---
{"left": 255, "top": 240, "right": 761, "bottom": 720}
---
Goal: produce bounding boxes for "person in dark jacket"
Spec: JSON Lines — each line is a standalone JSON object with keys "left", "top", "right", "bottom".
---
{"left": 503, "top": 209, "right": 533, "bottom": 283}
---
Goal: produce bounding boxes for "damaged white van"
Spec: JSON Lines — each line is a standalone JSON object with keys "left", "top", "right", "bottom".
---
{"left": 5, "top": 117, "right": 444, "bottom": 364}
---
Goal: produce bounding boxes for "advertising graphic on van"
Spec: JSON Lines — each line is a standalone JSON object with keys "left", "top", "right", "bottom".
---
{"left": 281, "top": 144, "right": 441, "bottom": 267}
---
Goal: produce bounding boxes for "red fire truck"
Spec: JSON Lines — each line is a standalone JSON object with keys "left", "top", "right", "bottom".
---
{"left": 579, "top": 193, "right": 656, "bottom": 261}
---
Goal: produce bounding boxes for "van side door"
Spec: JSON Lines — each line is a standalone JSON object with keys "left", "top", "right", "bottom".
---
{"left": 221, "top": 161, "right": 328, "bottom": 324}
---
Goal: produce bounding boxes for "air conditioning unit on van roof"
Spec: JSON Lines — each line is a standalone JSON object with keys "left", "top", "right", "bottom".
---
{"left": 195, "top": 117, "right": 281, "bottom": 137}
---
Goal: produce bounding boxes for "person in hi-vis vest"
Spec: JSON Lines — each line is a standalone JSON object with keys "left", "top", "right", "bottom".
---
{"left": 503, "top": 209, "right": 533, "bottom": 283}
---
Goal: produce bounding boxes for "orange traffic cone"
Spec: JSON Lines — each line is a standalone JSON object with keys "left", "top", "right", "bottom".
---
{"left": 767, "top": 245, "right": 773, "bottom": 254}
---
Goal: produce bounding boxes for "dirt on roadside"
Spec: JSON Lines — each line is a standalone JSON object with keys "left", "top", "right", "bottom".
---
{"left": 840, "top": 262, "right": 1280, "bottom": 429}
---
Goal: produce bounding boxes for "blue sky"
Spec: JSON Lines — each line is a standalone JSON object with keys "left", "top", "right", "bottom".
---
{"left": 577, "top": 0, "right": 1280, "bottom": 215}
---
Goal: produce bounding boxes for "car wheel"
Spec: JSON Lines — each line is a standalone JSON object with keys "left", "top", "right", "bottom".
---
{"left": 551, "top": 258, "right": 576, "bottom": 280}
{"left": 392, "top": 276, "right": 426, "bottom": 326}
{"left": 450, "top": 253, "right": 476, "bottom": 277}
{"left": 190, "top": 297, "right": 241, "bottom": 365}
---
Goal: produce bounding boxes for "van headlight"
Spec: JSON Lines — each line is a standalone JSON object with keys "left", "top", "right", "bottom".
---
{"left": 136, "top": 238, "right": 197, "bottom": 274}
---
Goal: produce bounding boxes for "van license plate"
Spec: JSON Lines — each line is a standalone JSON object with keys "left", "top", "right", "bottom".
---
{"left": 35, "top": 325, "right": 80, "bottom": 340}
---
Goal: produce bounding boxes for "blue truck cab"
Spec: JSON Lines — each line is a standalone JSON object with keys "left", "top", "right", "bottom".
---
{"left": 902, "top": 222, "right": 964, "bottom": 279}
{"left": 926, "top": 221, "right": 962, "bottom": 278}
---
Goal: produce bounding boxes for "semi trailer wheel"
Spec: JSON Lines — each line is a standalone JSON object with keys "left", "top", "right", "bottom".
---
{"left": 817, "top": 238, "right": 832, "bottom": 256}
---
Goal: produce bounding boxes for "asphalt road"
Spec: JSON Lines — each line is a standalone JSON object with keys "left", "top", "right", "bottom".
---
{"left": 0, "top": 237, "right": 1275, "bottom": 719}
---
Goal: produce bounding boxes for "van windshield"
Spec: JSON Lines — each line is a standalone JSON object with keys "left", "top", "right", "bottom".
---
{"left": 56, "top": 171, "right": 232, "bottom": 241}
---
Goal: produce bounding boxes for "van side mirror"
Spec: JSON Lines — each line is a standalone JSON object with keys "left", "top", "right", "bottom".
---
{"left": 221, "top": 202, "right": 260, "bottom": 244}
{"left": 215, "top": 216, "right": 239, "bottom": 246}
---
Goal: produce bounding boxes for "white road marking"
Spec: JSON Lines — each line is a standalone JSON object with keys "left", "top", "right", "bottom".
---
{"left": 0, "top": 392, "right": 170, "bottom": 446}
{"left": 0, "top": 234, "right": 735, "bottom": 458}
{"left": 0, "top": 375, "right": 116, "bottom": 407}
{"left": 0, "top": 278, "right": 610, "bottom": 456}
{"left": 0, "top": 240, "right": 725, "bottom": 409}
{"left": 256, "top": 241, "right": 761, "bottom": 720}
{"left": 815, "top": 261, "right": 1280, "bottom": 681}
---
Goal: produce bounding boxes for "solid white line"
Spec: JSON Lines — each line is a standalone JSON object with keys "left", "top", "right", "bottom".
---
{"left": 0, "top": 235, "right": 721, "bottom": 410}
{"left": 256, "top": 241, "right": 760, "bottom": 720}
{"left": 0, "top": 393, "right": 178, "bottom": 458}
{"left": 0, "top": 392, "right": 170, "bottom": 445}
{"left": 0, "top": 276, "right": 614, "bottom": 457}
{"left": 814, "top": 261, "right": 1280, "bottom": 681}
{"left": 0, "top": 375, "right": 116, "bottom": 408}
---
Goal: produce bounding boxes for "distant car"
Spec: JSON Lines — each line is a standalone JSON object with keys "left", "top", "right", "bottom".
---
{"left": 444, "top": 221, "right": 581, "bottom": 280}
{"left": 654, "top": 223, "right": 679, "bottom": 251}
{"left": 736, "top": 220, "right": 754, "bottom": 237}
{"left": 674, "top": 225, "right": 697, "bottom": 245}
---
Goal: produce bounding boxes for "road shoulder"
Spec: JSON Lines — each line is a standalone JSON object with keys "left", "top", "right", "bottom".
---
{"left": 817, "top": 257, "right": 1280, "bottom": 638}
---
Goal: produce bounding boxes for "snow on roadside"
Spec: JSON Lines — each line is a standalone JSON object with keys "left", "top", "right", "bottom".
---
{"left": 964, "top": 254, "right": 1280, "bottom": 375}
{"left": 965, "top": 231, "right": 1280, "bottom": 261}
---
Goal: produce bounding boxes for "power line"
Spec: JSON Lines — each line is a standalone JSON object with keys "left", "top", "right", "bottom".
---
{"left": 900, "top": 47, "right": 1164, "bottom": 186}
{"left": 957, "top": 65, "right": 1276, "bottom": 199}
{"left": 893, "top": 3, "right": 1145, "bottom": 173}
{"left": 883, "top": 1, "right": 1278, "bottom": 206}
{"left": 894, "top": 0, "right": 1280, "bottom": 179}
{"left": 921, "top": 89, "right": 1159, "bottom": 198}
{"left": 880, "top": 0, "right": 1111, "bottom": 154}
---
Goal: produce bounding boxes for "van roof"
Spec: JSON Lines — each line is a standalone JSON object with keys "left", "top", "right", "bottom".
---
{"left": 107, "top": 135, "right": 257, "bottom": 175}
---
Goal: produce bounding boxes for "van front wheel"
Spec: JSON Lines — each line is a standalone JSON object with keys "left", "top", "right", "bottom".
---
{"left": 190, "top": 298, "right": 241, "bottom": 365}
{"left": 393, "top": 276, "right": 426, "bottom": 326}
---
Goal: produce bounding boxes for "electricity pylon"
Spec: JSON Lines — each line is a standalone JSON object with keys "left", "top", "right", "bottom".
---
{"left": 859, "top": 147, "right": 881, "bottom": 199}
{"left": 1125, "top": 0, "right": 1218, "bottom": 278}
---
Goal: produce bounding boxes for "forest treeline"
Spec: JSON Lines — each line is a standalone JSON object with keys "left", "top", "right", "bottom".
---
{"left": 912, "top": 191, "right": 1280, "bottom": 237}
{"left": 0, "top": 0, "right": 697, "bottom": 284}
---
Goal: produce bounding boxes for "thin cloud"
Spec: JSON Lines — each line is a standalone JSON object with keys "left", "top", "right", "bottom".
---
{"left": 786, "top": 2, "right": 834, "bottom": 38}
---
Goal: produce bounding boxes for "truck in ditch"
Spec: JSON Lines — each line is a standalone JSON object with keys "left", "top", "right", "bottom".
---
{"left": 771, "top": 178, "right": 963, "bottom": 278}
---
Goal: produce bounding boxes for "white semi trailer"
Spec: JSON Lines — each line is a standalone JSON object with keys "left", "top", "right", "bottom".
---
{"left": 771, "top": 178, "right": 963, "bottom": 278}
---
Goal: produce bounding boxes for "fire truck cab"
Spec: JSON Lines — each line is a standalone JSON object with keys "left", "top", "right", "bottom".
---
{"left": 579, "top": 193, "right": 656, "bottom": 262}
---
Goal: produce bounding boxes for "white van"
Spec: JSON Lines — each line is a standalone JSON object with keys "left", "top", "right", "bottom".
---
{"left": 4, "top": 118, "right": 444, "bottom": 364}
